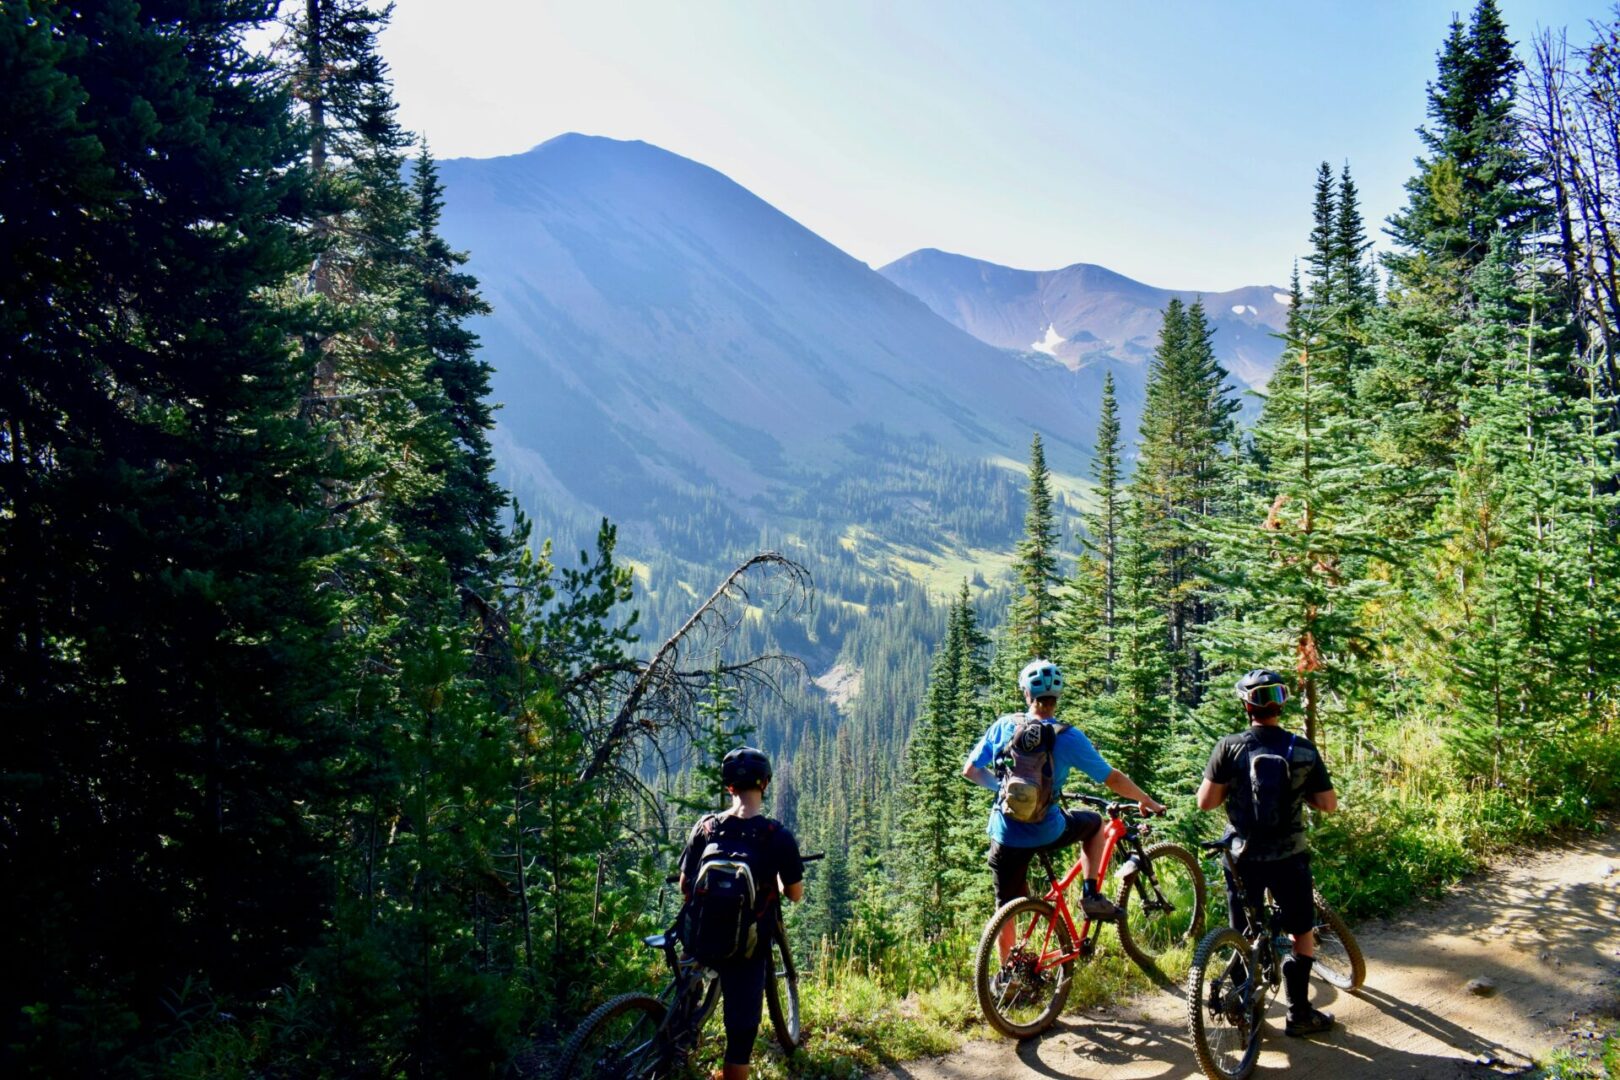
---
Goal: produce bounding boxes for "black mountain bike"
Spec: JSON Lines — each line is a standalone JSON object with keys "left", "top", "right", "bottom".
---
{"left": 1185, "top": 836, "right": 1365, "bottom": 1080}
{"left": 550, "top": 853, "right": 823, "bottom": 1079}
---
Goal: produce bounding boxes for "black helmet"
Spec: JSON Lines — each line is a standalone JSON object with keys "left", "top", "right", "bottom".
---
{"left": 1235, "top": 669, "right": 1289, "bottom": 707}
{"left": 721, "top": 746, "right": 772, "bottom": 791}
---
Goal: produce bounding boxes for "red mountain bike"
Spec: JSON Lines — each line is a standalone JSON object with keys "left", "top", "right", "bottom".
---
{"left": 973, "top": 795, "right": 1206, "bottom": 1038}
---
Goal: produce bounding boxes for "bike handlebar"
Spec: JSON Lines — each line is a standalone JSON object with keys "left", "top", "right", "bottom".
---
{"left": 1067, "top": 793, "right": 1164, "bottom": 817}
{"left": 664, "top": 851, "right": 825, "bottom": 886}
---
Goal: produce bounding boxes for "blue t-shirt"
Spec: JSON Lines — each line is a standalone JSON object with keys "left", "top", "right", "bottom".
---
{"left": 967, "top": 712, "right": 1114, "bottom": 847}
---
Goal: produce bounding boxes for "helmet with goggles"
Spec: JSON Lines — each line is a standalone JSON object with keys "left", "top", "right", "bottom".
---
{"left": 1235, "top": 669, "right": 1289, "bottom": 707}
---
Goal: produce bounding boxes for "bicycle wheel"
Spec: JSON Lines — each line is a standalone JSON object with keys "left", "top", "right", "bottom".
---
{"left": 973, "top": 896, "right": 1075, "bottom": 1039}
{"left": 1115, "top": 842, "right": 1207, "bottom": 972}
{"left": 1310, "top": 890, "right": 1366, "bottom": 991}
{"left": 765, "top": 935, "right": 803, "bottom": 1052}
{"left": 1186, "top": 927, "right": 1262, "bottom": 1080}
{"left": 551, "top": 992, "right": 668, "bottom": 1080}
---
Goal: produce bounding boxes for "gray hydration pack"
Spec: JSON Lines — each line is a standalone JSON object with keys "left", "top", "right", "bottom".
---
{"left": 996, "top": 716, "right": 1069, "bottom": 824}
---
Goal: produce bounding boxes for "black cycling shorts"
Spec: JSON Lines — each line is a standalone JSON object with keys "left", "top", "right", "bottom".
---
{"left": 1225, "top": 852, "right": 1315, "bottom": 937}
{"left": 986, "top": 808, "right": 1103, "bottom": 908}
{"left": 715, "top": 943, "right": 768, "bottom": 1066}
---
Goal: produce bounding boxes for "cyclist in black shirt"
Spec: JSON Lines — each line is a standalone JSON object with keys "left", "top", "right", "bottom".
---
{"left": 677, "top": 747, "right": 805, "bottom": 1079}
{"left": 1196, "top": 669, "right": 1338, "bottom": 1038}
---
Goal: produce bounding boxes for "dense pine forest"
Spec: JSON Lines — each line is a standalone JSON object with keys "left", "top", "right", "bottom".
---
{"left": 3, "top": 1, "right": 1619, "bottom": 1077}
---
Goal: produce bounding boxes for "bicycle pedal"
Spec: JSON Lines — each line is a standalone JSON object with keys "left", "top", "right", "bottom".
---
{"left": 1079, "top": 937, "right": 1095, "bottom": 958}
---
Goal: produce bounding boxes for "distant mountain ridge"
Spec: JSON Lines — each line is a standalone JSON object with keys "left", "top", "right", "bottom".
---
{"left": 434, "top": 134, "right": 1106, "bottom": 525}
{"left": 878, "top": 248, "right": 1288, "bottom": 389}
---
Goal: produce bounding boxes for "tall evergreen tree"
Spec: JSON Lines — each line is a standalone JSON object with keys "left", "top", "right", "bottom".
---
{"left": 1008, "top": 433, "right": 1063, "bottom": 663}
{"left": 1133, "top": 299, "right": 1240, "bottom": 707}
{"left": 1084, "top": 502, "right": 1173, "bottom": 788}
{"left": 0, "top": 0, "right": 350, "bottom": 1066}
{"left": 402, "top": 144, "right": 506, "bottom": 587}
{"left": 1386, "top": 0, "right": 1539, "bottom": 299}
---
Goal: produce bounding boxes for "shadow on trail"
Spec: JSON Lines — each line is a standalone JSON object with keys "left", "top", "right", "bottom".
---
{"left": 1353, "top": 984, "right": 1529, "bottom": 1067}
{"left": 1015, "top": 1017, "right": 1184, "bottom": 1079}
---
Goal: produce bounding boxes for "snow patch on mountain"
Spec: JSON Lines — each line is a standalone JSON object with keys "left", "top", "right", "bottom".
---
{"left": 1274, "top": 292, "right": 1292, "bottom": 305}
{"left": 1031, "top": 323, "right": 1066, "bottom": 357}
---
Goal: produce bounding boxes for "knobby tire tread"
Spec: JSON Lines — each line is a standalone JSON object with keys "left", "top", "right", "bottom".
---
{"left": 1186, "top": 926, "right": 1261, "bottom": 1080}
{"left": 973, "top": 896, "right": 1074, "bottom": 1040}
{"left": 1114, "top": 841, "right": 1207, "bottom": 972}
{"left": 765, "top": 935, "right": 803, "bottom": 1053}
{"left": 1311, "top": 889, "right": 1366, "bottom": 990}
{"left": 551, "top": 992, "right": 668, "bottom": 1080}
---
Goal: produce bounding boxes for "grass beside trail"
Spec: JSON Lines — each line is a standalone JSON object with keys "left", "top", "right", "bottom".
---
{"left": 1532, "top": 1021, "right": 1620, "bottom": 1079}
{"left": 682, "top": 931, "right": 1194, "bottom": 1078}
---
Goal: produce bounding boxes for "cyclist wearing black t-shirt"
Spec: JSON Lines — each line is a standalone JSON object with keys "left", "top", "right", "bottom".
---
{"left": 677, "top": 747, "right": 805, "bottom": 1080}
{"left": 1196, "top": 669, "right": 1339, "bottom": 1038}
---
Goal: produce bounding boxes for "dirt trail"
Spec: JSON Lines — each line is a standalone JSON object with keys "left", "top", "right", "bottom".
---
{"left": 869, "top": 827, "right": 1620, "bottom": 1079}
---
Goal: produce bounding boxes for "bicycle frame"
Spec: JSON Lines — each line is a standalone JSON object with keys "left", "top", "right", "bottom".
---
{"left": 1019, "top": 809, "right": 1131, "bottom": 974}
{"left": 1212, "top": 848, "right": 1284, "bottom": 997}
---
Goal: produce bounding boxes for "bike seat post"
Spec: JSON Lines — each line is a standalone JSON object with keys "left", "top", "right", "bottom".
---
{"left": 1038, "top": 851, "right": 1059, "bottom": 890}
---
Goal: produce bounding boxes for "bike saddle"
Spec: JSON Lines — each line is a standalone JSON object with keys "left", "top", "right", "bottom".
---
{"left": 1199, "top": 835, "right": 1238, "bottom": 853}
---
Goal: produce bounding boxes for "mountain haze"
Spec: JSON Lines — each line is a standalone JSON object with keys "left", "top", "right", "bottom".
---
{"left": 879, "top": 248, "right": 1289, "bottom": 389}
{"left": 435, "top": 135, "right": 1105, "bottom": 528}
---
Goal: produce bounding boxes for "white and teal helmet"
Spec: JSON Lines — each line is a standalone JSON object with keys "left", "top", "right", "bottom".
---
{"left": 1018, "top": 659, "right": 1064, "bottom": 700}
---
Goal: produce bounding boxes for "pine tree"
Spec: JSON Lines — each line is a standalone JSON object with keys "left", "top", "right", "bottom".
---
{"left": 1008, "top": 433, "right": 1064, "bottom": 662}
{"left": 1091, "top": 373, "right": 1123, "bottom": 685}
{"left": 1085, "top": 502, "right": 1173, "bottom": 788}
{"left": 1387, "top": 0, "right": 1540, "bottom": 300}
{"left": 1133, "top": 299, "right": 1240, "bottom": 707}
{"left": 1419, "top": 235, "right": 1620, "bottom": 788}
{"left": 0, "top": 0, "right": 352, "bottom": 1064}
{"left": 1306, "top": 162, "right": 1339, "bottom": 311}
{"left": 402, "top": 144, "right": 506, "bottom": 587}
{"left": 1059, "top": 372, "right": 1122, "bottom": 704}
{"left": 1198, "top": 311, "right": 1396, "bottom": 750}
{"left": 671, "top": 661, "right": 756, "bottom": 820}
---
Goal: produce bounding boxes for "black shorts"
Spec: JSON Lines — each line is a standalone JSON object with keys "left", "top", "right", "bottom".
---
{"left": 986, "top": 809, "right": 1103, "bottom": 908}
{"left": 714, "top": 942, "right": 769, "bottom": 1066}
{"left": 1225, "top": 853, "right": 1315, "bottom": 937}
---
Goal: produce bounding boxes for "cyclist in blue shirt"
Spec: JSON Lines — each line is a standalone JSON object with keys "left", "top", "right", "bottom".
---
{"left": 963, "top": 659, "right": 1165, "bottom": 924}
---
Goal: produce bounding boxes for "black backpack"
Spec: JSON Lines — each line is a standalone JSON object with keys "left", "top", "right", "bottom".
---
{"left": 1232, "top": 733, "right": 1298, "bottom": 848}
{"left": 683, "top": 814, "right": 777, "bottom": 964}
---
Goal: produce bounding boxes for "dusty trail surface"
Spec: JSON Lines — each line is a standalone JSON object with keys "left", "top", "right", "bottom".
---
{"left": 869, "top": 828, "right": 1620, "bottom": 1079}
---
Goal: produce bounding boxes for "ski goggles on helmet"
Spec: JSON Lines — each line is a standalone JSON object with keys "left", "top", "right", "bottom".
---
{"left": 1238, "top": 683, "right": 1288, "bottom": 706}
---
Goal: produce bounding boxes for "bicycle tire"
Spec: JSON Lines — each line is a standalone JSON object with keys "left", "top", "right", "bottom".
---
{"left": 1310, "top": 889, "right": 1365, "bottom": 991}
{"left": 551, "top": 992, "right": 669, "bottom": 1080}
{"left": 765, "top": 934, "right": 804, "bottom": 1052}
{"left": 1186, "top": 927, "right": 1262, "bottom": 1080}
{"left": 973, "top": 896, "right": 1075, "bottom": 1039}
{"left": 1115, "top": 841, "right": 1207, "bottom": 972}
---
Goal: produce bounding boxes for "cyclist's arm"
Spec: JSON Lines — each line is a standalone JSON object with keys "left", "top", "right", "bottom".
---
{"left": 1104, "top": 769, "right": 1166, "bottom": 815}
{"left": 1196, "top": 778, "right": 1227, "bottom": 811}
{"left": 962, "top": 721, "right": 1003, "bottom": 792}
{"left": 962, "top": 762, "right": 999, "bottom": 792}
{"left": 1305, "top": 787, "right": 1337, "bottom": 812}
{"left": 783, "top": 880, "right": 805, "bottom": 903}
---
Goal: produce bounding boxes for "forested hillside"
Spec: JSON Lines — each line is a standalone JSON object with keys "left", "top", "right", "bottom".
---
{"left": 1, "top": 1, "right": 1617, "bottom": 1078}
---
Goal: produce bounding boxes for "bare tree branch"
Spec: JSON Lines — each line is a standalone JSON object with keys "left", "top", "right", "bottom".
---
{"left": 577, "top": 552, "right": 811, "bottom": 785}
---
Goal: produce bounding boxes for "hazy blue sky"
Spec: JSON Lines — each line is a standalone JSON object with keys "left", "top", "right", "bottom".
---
{"left": 375, "top": 1, "right": 1600, "bottom": 291}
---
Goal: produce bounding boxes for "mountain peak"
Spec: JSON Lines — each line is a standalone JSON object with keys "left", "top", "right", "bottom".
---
{"left": 879, "top": 249, "right": 1285, "bottom": 387}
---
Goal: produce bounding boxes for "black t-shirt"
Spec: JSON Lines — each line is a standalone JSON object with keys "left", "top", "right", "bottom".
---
{"left": 679, "top": 811, "right": 805, "bottom": 919}
{"left": 1204, "top": 724, "right": 1333, "bottom": 862}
